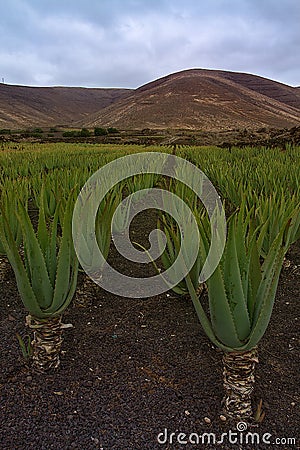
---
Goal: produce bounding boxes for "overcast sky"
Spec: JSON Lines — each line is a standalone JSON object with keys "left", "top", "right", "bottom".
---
{"left": 0, "top": 0, "right": 299, "bottom": 88}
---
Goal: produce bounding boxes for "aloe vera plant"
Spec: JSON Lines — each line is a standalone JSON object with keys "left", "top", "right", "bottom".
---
{"left": 0, "top": 192, "right": 78, "bottom": 372}
{"left": 160, "top": 204, "right": 297, "bottom": 420}
{"left": 73, "top": 183, "right": 123, "bottom": 284}
{"left": 254, "top": 194, "right": 300, "bottom": 257}
{"left": 196, "top": 208, "right": 297, "bottom": 419}
{"left": 0, "top": 186, "right": 25, "bottom": 255}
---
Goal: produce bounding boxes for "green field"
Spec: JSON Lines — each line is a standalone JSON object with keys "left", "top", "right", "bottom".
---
{"left": 0, "top": 141, "right": 299, "bottom": 422}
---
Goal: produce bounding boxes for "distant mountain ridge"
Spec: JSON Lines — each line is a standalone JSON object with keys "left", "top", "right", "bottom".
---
{"left": 1, "top": 69, "right": 300, "bottom": 130}
{"left": 0, "top": 84, "right": 131, "bottom": 128}
{"left": 81, "top": 69, "right": 300, "bottom": 130}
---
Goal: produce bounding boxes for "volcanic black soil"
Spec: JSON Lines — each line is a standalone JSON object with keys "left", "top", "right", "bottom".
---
{"left": 0, "top": 211, "right": 299, "bottom": 450}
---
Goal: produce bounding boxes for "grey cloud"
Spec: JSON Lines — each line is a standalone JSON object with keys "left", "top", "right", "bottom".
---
{"left": 0, "top": 0, "right": 299, "bottom": 87}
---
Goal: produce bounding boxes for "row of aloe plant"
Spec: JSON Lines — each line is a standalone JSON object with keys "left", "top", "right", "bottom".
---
{"left": 0, "top": 172, "right": 155, "bottom": 372}
{"left": 0, "top": 142, "right": 299, "bottom": 423}
{"left": 0, "top": 189, "right": 125, "bottom": 372}
{"left": 0, "top": 188, "right": 79, "bottom": 371}
{"left": 157, "top": 188, "right": 299, "bottom": 420}
{"left": 2, "top": 143, "right": 298, "bottom": 200}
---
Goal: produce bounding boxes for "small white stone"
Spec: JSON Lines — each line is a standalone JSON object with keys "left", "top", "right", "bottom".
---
{"left": 204, "top": 417, "right": 211, "bottom": 424}
{"left": 291, "top": 402, "right": 296, "bottom": 406}
{"left": 185, "top": 410, "right": 190, "bottom": 416}
{"left": 219, "top": 415, "right": 227, "bottom": 422}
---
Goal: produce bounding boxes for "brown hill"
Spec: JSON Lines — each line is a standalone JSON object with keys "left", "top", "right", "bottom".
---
{"left": 81, "top": 69, "right": 300, "bottom": 131}
{"left": 0, "top": 84, "right": 131, "bottom": 129}
{"left": 214, "top": 71, "right": 300, "bottom": 110}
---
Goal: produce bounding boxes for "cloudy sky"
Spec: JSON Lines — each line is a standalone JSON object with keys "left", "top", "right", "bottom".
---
{"left": 0, "top": 0, "right": 299, "bottom": 88}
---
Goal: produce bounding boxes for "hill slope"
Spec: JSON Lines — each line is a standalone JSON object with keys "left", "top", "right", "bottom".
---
{"left": 0, "top": 84, "right": 131, "bottom": 129}
{"left": 1, "top": 69, "right": 300, "bottom": 131}
{"left": 81, "top": 69, "right": 300, "bottom": 130}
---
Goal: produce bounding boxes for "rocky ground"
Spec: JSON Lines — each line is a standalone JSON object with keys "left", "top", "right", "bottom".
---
{"left": 0, "top": 215, "right": 299, "bottom": 450}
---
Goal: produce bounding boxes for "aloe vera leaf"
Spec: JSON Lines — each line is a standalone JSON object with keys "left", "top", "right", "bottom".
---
{"left": 256, "top": 216, "right": 270, "bottom": 257}
{"left": 244, "top": 246, "right": 286, "bottom": 349}
{"left": 185, "top": 274, "right": 234, "bottom": 351}
{"left": 252, "top": 227, "right": 286, "bottom": 325}
{"left": 287, "top": 208, "right": 300, "bottom": 244}
{"left": 222, "top": 218, "right": 251, "bottom": 341}
{"left": 165, "top": 225, "right": 187, "bottom": 286}
{"left": 45, "top": 255, "right": 78, "bottom": 315}
{"left": 37, "top": 184, "right": 49, "bottom": 258}
{"left": 206, "top": 265, "right": 242, "bottom": 348}
{"left": 189, "top": 253, "right": 202, "bottom": 290}
{"left": 45, "top": 204, "right": 60, "bottom": 287}
{"left": 163, "top": 224, "right": 178, "bottom": 263}
{"left": 50, "top": 196, "right": 74, "bottom": 312}
{"left": 247, "top": 235, "right": 262, "bottom": 321}
{"left": 0, "top": 210, "right": 42, "bottom": 317}
{"left": 17, "top": 203, "right": 53, "bottom": 309}
{"left": 235, "top": 204, "right": 252, "bottom": 299}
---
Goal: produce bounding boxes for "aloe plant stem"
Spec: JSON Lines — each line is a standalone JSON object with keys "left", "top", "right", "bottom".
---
{"left": 222, "top": 346, "right": 258, "bottom": 419}
{"left": 26, "top": 314, "right": 64, "bottom": 372}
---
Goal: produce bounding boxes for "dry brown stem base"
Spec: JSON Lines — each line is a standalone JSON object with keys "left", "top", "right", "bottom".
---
{"left": 26, "top": 314, "right": 64, "bottom": 373}
{"left": 222, "top": 346, "right": 258, "bottom": 420}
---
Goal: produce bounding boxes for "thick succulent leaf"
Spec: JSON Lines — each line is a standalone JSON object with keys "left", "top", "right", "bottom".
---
{"left": 206, "top": 266, "right": 242, "bottom": 348}
{"left": 45, "top": 205, "right": 60, "bottom": 286}
{"left": 159, "top": 215, "right": 202, "bottom": 294}
{"left": 247, "top": 235, "right": 262, "bottom": 322}
{"left": 185, "top": 274, "right": 234, "bottom": 351}
{"left": 161, "top": 219, "right": 178, "bottom": 261}
{"left": 189, "top": 253, "right": 203, "bottom": 291}
{"left": 45, "top": 255, "right": 79, "bottom": 315}
{"left": 159, "top": 221, "right": 187, "bottom": 289}
{"left": 0, "top": 210, "right": 43, "bottom": 317}
{"left": 17, "top": 203, "right": 53, "bottom": 309}
{"left": 50, "top": 195, "right": 74, "bottom": 312}
{"left": 157, "top": 233, "right": 187, "bottom": 294}
{"left": 73, "top": 189, "right": 103, "bottom": 270}
{"left": 37, "top": 184, "right": 49, "bottom": 257}
{"left": 235, "top": 203, "right": 254, "bottom": 298}
{"left": 244, "top": 246, "right": 285, "bottom": 349}
{"left": 252, "top": 227, "right": 286, "bottom": 325}
{"left": 0, "top": 191, "right": 23, "bottom": 255}
{"left": 96, "top": 207, "right": 112, "bottom": 261}
{"left": 158, "top": 241, "right": 172, "bottom": 270}
{"left": 222, "top": 218, "right": 251, "bottom": 341}
{"left": 47, "top": 188, "right": 58, "bottom": 218}
{"left": 285, "top": 209, "right": 300, "bottom": 246}
{"left": 256, "top": 217, "right": 271, "bottom": 257}
{"left": 197, "top": 215, "right": 211, "bottom": 256}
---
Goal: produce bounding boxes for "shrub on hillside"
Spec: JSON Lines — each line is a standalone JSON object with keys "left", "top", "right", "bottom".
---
{"left": 94, "top": 127, "right": 108, "bottom": 136}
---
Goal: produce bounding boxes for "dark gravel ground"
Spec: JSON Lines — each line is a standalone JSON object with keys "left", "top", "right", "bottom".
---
{"left": 0, "top": 217, "right": 299, "bottom": 450}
